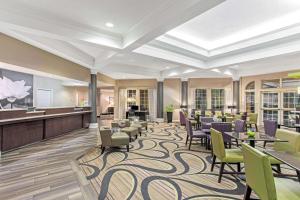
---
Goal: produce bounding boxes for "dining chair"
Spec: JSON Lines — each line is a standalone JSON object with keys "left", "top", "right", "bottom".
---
{"left": 210, "top": 128, "right": 244, "bottom": 183}
{"left": 242, "top": 143, "right": 300, "bottom": 200}
{"left": 185, "top": 119, "right": 207, "bottom": 150}
{"left": 246, "top": 113, "right": 258, "bottom": 131}
{"left": 211, "top": 122, "right": 233, "bottom": 148}
{"left": 179, "top": 111, "right": 186, "bottom": 127}
{"left": 263, "top": 120, "right": 277, "bottom": 148}
{"left": 234, "top": 119, "right": 246, "bottom": 133}
{"left": 274, "top": 129, "right": 300, "bottom": 153}
{"left": 99, "top": 128, "right": 130, "bottom": 154}
{"left": 205, "top": 110, "right": 212, "bottom": 117}
{"left": 214, "top": 110, "right": 223, "bottom": 118}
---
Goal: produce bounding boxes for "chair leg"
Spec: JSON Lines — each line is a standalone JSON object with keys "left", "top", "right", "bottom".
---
{"left": 185, "top": 135, "right": 189, "bottom": 145}
{"left": 101, "top": 146, "right": 105, "bottom": 155}
{"left": 126, "top": 145, "right": 129, "bottom": 152}
{"left": 255, "top": 124, "right": 258, "bottom": 132}
{"left": 276, "top": 164, "right": 281, "bottom": 173}
{"left": 211, "top": 155, "right": 216, "bottom": 172}
{"left": 243, "top": 185, "right": 252, "bottom": 200}
{"left": 189, "top": 137, "right": 193, "bottom": 150}
{"left": 237, "top": 163, "right": 241, "bottom": 172}
{"left": 218, "top": 162, "right": 225, "bottom": 183}
{"left": 263, "top": 141, "right": 267, "bottom": 148}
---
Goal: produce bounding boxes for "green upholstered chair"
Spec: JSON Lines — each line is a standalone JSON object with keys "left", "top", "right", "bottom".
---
{"left": 139, "top": 121, "right": 148, "bottom": 130}
{"left": 131, "top": 122, "right": 143, "bottom": 136}
{"left": 99, "top": 128, "right": 130, "bottom": 154}
{"left": 205, "top": 110, "right": 212, "bottom": 117}
{"left": 214, "top": 110, "right": 223, "bottom": 118}
{"left": 246, "top": 113, "right": 258, "bottom": 131}
{"left": 210, "top": 128, "right": 244, "bottom": 183}
{"left": 242, "top": 143, "right": 300, "bottom": 200}
{"left": 274, "top": 129, "right": 300, "bottom": 153}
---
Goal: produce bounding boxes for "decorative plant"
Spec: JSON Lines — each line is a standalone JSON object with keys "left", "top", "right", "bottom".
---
{"left": 0, "top": 77, "right": 31, "bottom": 109}
{"left": 165, "top": 104, "right": 174, "bottom": 113}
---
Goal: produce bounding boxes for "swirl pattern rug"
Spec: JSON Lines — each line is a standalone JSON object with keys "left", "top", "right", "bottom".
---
{"left": 78, "top": 123, "right": 246, "bottom": 200}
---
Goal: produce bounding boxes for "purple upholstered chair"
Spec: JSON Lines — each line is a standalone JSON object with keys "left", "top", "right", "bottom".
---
{"left": 185, "top": 119, "right": 207, "bottom": 150}
{"left": 234, "top": 120, "right": 246, "bottom": 146}
{"left": 211, "top": 122, "right": 233, "bottom": 148}
{"left": 263, "top": 120, "right": 277, "bottom": 148}
{"left": 179, "top": 111, "right": 186, "bottom": 127}
{"left": 200, "top": 117, "right": 214, "bottom": 133}
{"left": 234, "top": 120, "right": 246, "bottom": 133}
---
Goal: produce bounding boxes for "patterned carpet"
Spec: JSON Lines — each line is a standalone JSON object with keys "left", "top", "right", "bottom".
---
{"left": 78, "top": 123, "right": 247, "bottom": 200}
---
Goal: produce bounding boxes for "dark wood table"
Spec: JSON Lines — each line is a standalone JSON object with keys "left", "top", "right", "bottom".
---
{"left": 224, "top": 132, "right": 287, "bottom": 147}
{"left": 264, "top": 150, "right": 300, "bottom": 181}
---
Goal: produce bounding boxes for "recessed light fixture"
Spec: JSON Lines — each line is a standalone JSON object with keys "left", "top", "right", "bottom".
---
{"left": 211, "top": 68, "right": 221, "bottom": 73}
{"left": 224, "top": 69, "right": 233, "bottom": 76}
{"left": 183, "top": 69, "right": 196, "bottom": 74}
{"left": 105, "top": 22, "right": 114, "bottom": 28}
{"left": 165, "top": 66, "right": 170, "bottom": 69}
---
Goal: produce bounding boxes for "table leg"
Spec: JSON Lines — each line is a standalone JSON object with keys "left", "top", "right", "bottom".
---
{"left": 296, "top": 170, "right": 300, "bottom": 182}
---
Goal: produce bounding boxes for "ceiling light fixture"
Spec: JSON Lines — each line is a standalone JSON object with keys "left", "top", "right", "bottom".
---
{"left": 224, "top": 69, "right": 233, "bottom": 76}
{"left": 183, "top": 69, "right": 196, "bottom": 74}
{"left": 211, "top": 68, "right": 221, "bottom": 73}
{"left": 105, "top": 22, "right": 114, "bottom": 28}
{"left": 168, "top": 72, "right": 178, "bottom": 77}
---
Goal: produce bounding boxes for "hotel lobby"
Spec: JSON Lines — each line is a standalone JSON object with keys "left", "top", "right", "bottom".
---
{"left": 1, "top": 0, "right": 300, "bottom": 199}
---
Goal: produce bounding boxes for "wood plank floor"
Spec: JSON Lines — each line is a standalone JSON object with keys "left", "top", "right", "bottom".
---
{"left": 0, "top": 128, "right": 99, "bottom": 200}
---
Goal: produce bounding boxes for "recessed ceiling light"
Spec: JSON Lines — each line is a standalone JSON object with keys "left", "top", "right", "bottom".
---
{"left": 211, "top": 68, "right": 221, "bottom": 73}
{"left": 165, "top": 66, "right": 170, "bottom": 69}
{"left": 183, "top": 69, "right": 196, "bottom": 74}
{"left": 105, "top": 22, "right": 114, "bottom": 28}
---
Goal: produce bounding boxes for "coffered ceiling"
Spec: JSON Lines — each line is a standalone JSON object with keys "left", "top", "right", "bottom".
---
{"left": 1, "top": 0, "right": 300, "bottom": 80}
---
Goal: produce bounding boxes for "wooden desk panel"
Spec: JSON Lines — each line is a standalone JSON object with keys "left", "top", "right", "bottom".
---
{"left": 2, "top": 120, "right": 43, "bottom": 151}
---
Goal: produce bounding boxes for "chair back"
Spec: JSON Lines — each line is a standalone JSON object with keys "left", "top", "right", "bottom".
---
{"left": 263, "top": 120, "right": 277, "bottom": 137}
{"left": 211, "top": 122, "right": 232, "bottom": 143}
{"left": 205, "top": 110, "right": 212, "bottom": 117}
{"left": 211, "top": 128, "right": 226, "bottom": 160}
{"left": 185, "top": 119, "right": 193, "bottom": 137}
{"left": 179, "top": 111, "right": 186, "bottom": 126}
{"left": 242, "top": 143, "right": 276, "bottom": 200}
{"left": 248, "top": 113, "right": 258, "bottom": 123}
{"left": 234, "top": 120, "right": 245, "bottom": 133}
{"left": 274, "top": 129, "right": 300, "bottom": 153}
{"left": 214, "top": 111, "right": 223, "bottom": 117}
{"left": 201, "top": 117, "right": 214, "bottom": 130}
{"left": 99, "top": 128, "right": 112, "bottom": 146}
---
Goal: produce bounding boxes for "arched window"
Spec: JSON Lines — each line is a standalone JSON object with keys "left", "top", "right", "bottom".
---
{"left": 246, "top": 81, "right": 255, "bottom": 90}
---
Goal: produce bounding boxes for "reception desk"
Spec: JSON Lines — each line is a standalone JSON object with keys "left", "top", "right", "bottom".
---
{"left": 0, "top": 107, "right": 91, "bottom": 154}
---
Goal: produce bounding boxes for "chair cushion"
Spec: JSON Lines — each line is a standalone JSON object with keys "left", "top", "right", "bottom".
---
{"left": 121, "top": 127, "right": 138, "bottom": 136}
{"left": 223, "top": 149, "right": 244, "bottom": 163}
{"left": 275, "top": 177, "right": 300, "bottom": 199}
{"left": 111, "top": 132, "right": 129, "bottom": 146}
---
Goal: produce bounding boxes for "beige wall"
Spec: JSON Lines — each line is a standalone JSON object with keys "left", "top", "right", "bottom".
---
{"left": 164, "top": 79, "right": 181, "bottom": 121}
{"left": 0, "top": 33, "right": 90, "bottom": 82}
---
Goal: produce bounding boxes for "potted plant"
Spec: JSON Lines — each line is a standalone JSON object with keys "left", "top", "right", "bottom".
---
{"left": 165, "top": 104, "right": 174, "bottom": 123}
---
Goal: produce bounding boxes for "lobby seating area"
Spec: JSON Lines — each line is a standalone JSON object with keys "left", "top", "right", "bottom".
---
{"left": 1, "top": 1, "right": 300, "bottom": 200}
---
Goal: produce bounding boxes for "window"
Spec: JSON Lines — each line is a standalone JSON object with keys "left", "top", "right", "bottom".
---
{"left": 283, "top": 92, "right": 300, "bottom": 109}
{"left": 263, "top": 110, "right": 278, "bottom": 122}
{"left": 282, "top": 78, "right": 300, "bottom": 88}
{"left": 246, "top": 81, "right": 255, "bottom": 90}
{"left": 211, "top": 89, "right": 225, "bottom": 110}
{"left": 195, "top": 89, "right": 207, "bottom": 110}
{"left": 262, "top": 93, "right": 278, "bottom": 108}
{"left": 246, "top": 92, "right": 255, "bottom": 113}
{"left": 127, "top": 89, "right": 136, "bottom": 108}
{"left": 140, "top": 89, "right": 148, "bottom": 111}
{"left": 283, "top": 111, "right": 297, "bottom": 127}
{"left": 262, "top": 79, "right": 280, "bottom": 89}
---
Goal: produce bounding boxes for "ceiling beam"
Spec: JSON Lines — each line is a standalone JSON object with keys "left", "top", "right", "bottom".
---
{"left": 122, "top": 0, "right": 225, "bottom": 51}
